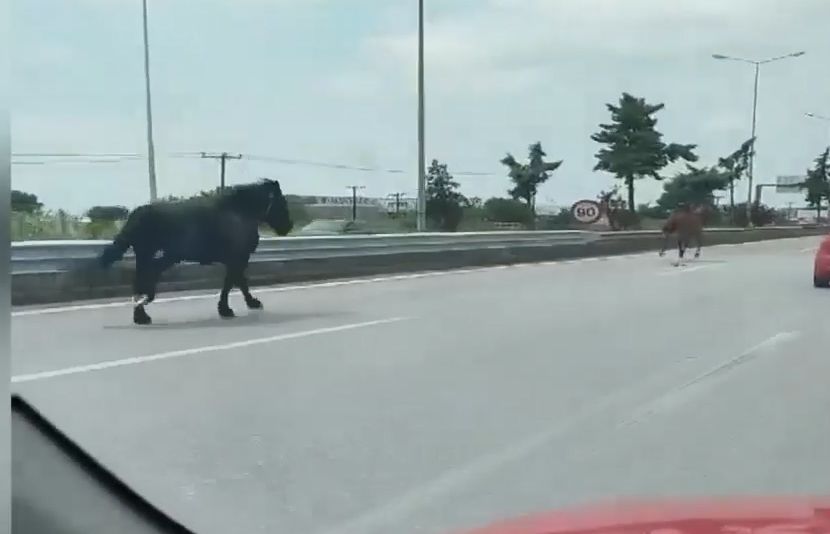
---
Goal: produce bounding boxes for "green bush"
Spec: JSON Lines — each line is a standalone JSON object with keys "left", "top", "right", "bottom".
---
{"left": 537, "top": 209, "right": 572, "bottom": 230}
{"left": 483, "top": 197, "right": 533, "bottom": 225}
{"left": 731, "top": 202, "right": 777, "bottom": 227}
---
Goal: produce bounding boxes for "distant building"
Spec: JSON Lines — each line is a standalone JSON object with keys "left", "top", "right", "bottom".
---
{"left": 302, "top": 195, "right": 389, "bottom": 221}
{"left": 535, "top": 203, "right": 567, "bottom": 216}
{"left": 794, "top": 209, "right": 825, "bottom": 223}
{"left": 383, "top": 197, "right": 417, "bottom": 214}
{"left": 305, "top": 195, "right": 383, "bottom": 208}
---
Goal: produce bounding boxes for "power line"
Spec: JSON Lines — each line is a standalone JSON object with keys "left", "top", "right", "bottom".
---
{"left": 12, "top": 152, "right": 144, "bottom": 158}
{"left": 244, "top": 154, "right": 408, "bottom": 174}
{"left": 12, "top": 157, "right": 144, "bottom": 166}
{"left": 11, "top": 151, "right": 495, "bottom": 176}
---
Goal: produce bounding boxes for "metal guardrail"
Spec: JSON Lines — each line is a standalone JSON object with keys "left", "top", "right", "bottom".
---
{"left": 11, "top": 230, "right": 601, "bottom": 274}
{"left": 13, "top": 225, "right": 824, "bottom": 275}
{"left": 12, "top": 225, "right": 826, "bottom": 306}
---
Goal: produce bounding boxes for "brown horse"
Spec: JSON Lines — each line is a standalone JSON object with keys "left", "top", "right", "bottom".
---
{"left": 658, "top": 204, "right": 705, "bottom": 264}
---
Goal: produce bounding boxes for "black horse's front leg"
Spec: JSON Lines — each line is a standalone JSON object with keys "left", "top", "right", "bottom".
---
{"left": 237, "top": 269, "right": 262, "bottom": 310}
{"left": 217, "top": 268, "right": 236, "bottom": 319}
{"left": 132, "top": 252, "right": 153, "bottom": 325}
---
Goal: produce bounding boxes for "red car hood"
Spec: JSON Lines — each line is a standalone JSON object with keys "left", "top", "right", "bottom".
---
{"left": 459, "top": 497, "right": 830, "bottom": 534}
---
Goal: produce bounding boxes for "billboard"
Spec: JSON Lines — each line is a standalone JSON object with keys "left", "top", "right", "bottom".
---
{"left": 776, "top": 175, "right": 806, "bottom": 193}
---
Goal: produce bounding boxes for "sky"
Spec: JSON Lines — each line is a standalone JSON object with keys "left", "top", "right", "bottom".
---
{"left": 11, "top": 0, "right": 830, "bottom": 214}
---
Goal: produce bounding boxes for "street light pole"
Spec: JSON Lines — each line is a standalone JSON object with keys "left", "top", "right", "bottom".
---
{"left": 141, "top": 0, "right": 158, "bottom": 201}
{"left": 748, "top": 62, "right": 759, "bottom": 213}
{"left": 416, "top": 0, "right": 426, "bottom": 232}
{"left": 712, "top": 51, "right": 805, "bottom": 225}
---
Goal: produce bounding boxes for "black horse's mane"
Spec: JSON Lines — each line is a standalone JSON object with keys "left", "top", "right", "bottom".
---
{"left": 213, "top": 179, "right": 280, "bottom": 213}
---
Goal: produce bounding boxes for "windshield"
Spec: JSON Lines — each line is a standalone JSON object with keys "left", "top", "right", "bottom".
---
{"left": 10, "top": 1, "right": 830, "bottom": 533}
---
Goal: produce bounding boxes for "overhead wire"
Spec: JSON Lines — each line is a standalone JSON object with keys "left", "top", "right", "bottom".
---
{"left": 11, "top": 151, "right": 495, "bottom": 176}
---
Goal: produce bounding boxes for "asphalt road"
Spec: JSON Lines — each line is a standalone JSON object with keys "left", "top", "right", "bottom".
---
{"left": 11, "top": 236, "right": 829, "bottom": 534}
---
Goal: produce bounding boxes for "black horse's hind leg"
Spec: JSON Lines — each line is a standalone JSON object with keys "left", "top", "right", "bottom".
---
{"left": 694, "top": 232, "right": 702, "bottom": 258}
{"left": 144, "top": 255, "right": 178, "bottom": 304}
{"left": 132, "top": 254, "right": 177, "bottom": 325}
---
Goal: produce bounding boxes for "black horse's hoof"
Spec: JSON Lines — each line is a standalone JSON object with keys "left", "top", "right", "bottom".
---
{"left": 133, "top": 306, "right": 152, "bottom": 325}
{"left": 218, "top": 305, "right": 236, "bottom": 319}
{"left": 245, "top": 298, "right": 263, "bottom": 310}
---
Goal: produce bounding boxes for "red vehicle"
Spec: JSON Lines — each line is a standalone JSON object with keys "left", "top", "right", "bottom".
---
{"left": 460, "top": 498, "right": 830, "bottom": 534}
{"left": 815, "top": 234, "right": 830, "bottom": 287}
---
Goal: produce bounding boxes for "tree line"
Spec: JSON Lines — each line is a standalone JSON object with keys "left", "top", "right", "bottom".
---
{"left": 425, "top": 92, "right": 830, "bottom": 230}
{"left": 12, "top": 92, "right": 830, "bottom": 231}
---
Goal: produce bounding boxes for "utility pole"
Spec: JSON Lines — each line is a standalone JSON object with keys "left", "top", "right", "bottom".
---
{"left": 141, "top": 0, "right": 158, "bottom": 201}
{"left": 387, "top": 192, "right": 407, "bottom": 217}
{"left": 347, "top": 185, "right": 366, "bottom": 221}
{"left": 200, "top": 152, "right": 242, "bottom": 191}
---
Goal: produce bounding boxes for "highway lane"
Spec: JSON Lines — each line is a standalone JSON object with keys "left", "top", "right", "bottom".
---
{"left": 11, "top": 236, "right": 829, "bottom": 534}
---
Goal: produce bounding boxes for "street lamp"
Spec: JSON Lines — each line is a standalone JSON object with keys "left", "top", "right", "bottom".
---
{"left": 805, "top": 112, "right": 830, "bottom": 146}
{"left": 416, "top": 0, "right": 426, "bottom": 231}
{"left": 712, "top": 50, "right": 805, "bottom": 224}
{"left": 141, "top": 0, "right": 158, "bottom": 201}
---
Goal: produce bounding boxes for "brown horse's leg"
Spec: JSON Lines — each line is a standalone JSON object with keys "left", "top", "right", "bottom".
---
{"left": 694, "top": 230, "right": 702, "bottom": 258}
{"left": 659, "top": 232, "right": 670, "bottom": 256}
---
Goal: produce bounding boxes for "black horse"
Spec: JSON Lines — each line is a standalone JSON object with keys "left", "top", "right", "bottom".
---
{"left": 99, "top": 179, "right": 293, "bottom": 325}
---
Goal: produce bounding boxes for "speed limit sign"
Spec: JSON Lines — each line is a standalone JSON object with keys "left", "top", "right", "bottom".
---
{"left": 571, "top": 200, "right": 602, "bottom": 224}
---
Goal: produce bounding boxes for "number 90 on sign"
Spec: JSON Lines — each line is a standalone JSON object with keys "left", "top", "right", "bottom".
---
{"left": 570, "top": 200, "right": 601, "bottom": 224}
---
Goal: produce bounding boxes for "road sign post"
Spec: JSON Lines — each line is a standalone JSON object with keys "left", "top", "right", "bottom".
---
{"left": 571, "top": 200, "right": 602, "bottom": 224}
{"left": 776, "top": 175, "right": 806, "bottom": 194}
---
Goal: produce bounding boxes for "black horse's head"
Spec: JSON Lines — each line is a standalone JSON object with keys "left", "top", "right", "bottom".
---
{"left": 220, "top": 179, "right": 293, "bottom": 235}
{"left": 260, "top": 179, "right": 293, "bottom": 236}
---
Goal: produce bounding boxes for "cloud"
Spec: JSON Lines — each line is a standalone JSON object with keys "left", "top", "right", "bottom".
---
{"left": 12, "top": 0, "right": 830, "bottom": 211}
{"left": 336, "top": 0, "right": 826, "bottom": 98}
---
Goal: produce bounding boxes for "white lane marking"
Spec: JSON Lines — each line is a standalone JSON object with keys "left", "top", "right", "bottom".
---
{"left": 318, "top": 331, "right": 800, "bottom": 534}
{"left": 13, "top": 236, "right": 809, "bottom": 317}
{"left": 313, "top": 360, "right": 699, "bottom": 534}
{"left": 624, "top": 331, "right": 800, "bottom": 424}
{"left": 11, "top": 258, "right": 602, "bottom": 317}
{"left": 801, "top": 246, "right": 816, "bottom": 253}
{"left": 11, "top": 317, "right": 410, "bottom": 383}
{"left": 656, "top": 263, "right": 717, "bottom": 276}
{"left": 12, "top": 271, "right": 484, "bottom": 317}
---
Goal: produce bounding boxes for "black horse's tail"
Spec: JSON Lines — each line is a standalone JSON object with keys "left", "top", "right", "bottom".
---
{"left": 99, "top": 206, "right": 147, "bottom": 268}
